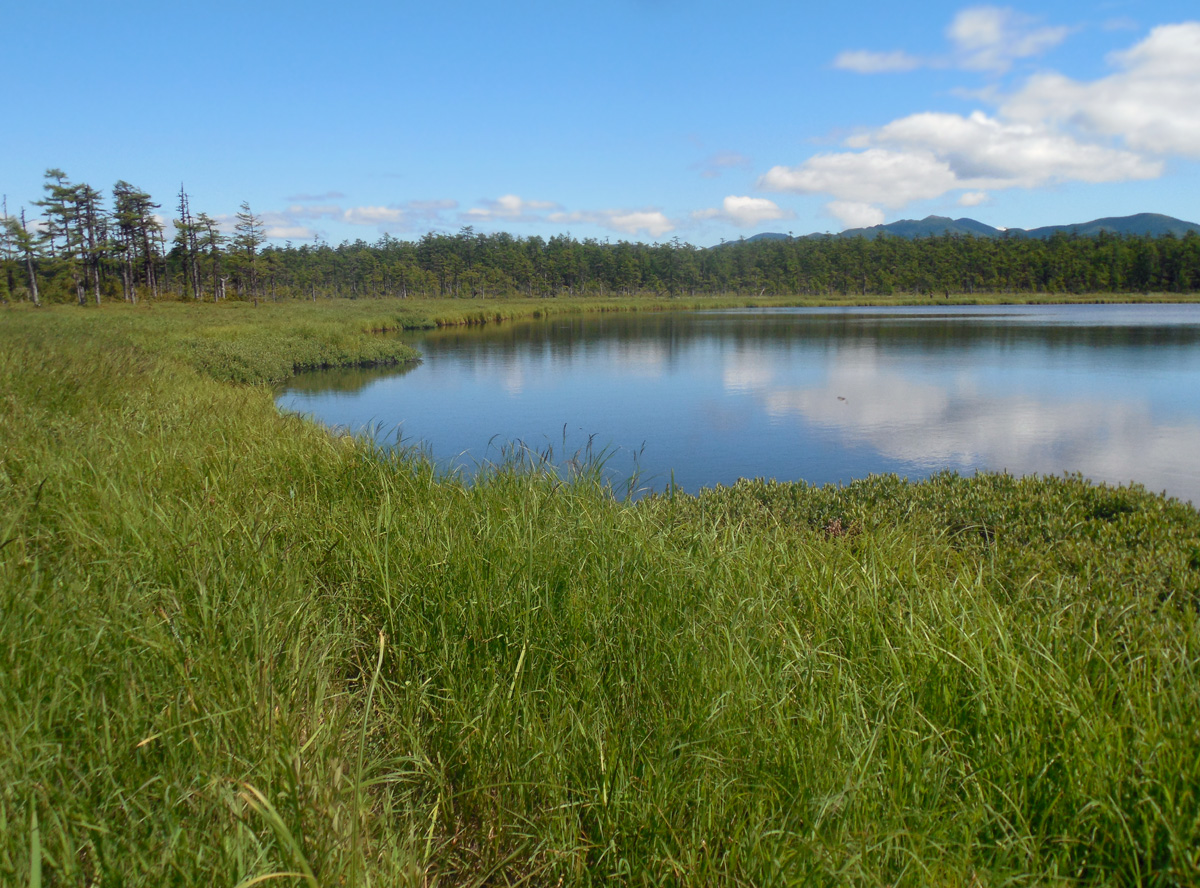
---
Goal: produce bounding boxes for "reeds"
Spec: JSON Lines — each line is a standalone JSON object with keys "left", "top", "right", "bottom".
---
{"left": 2, "top": 301, "right": 1198, "bottom": 885}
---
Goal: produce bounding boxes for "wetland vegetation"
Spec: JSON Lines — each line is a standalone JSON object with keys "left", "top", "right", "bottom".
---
{"left": 3, "top": 298, "right": 1200, "bottom": 885}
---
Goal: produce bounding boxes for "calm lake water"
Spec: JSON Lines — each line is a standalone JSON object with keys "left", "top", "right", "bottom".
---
{"left": 278, "top": 305, "right": 1200, "bottom": 504}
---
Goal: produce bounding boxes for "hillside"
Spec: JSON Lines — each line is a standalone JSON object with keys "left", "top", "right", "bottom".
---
{"left": 733, "top": 212, "right": 1200, "bottom": 245}
{"left": 1016, "top": 213, "right": 1200, "bottom": 239}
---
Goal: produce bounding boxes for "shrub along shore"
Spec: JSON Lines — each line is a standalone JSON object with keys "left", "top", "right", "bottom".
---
{"left": 2, "top": 296, "right": 1199, "bottom": 886}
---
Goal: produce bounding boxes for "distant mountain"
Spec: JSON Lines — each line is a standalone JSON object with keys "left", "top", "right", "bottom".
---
{"left": 716, "top": 232, "right": 792, "bottom": 244}
{"left": 838, "top": 215, "right": 1000, "bottom": 239}
{"left": 1014, "top": 213, "right": 1200, "bottom": 239}
{"left": 723, "top": 212, "right": 1200, "bottom": 246}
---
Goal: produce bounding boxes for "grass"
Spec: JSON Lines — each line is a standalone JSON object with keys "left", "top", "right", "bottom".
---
{"left": 2, "top": 297, "right": 1199, "bottom": 885}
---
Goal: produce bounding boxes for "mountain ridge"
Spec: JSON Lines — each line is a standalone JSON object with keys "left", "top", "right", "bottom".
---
{"left": 723, "top": 213, "right": 1200, "bottom": 246}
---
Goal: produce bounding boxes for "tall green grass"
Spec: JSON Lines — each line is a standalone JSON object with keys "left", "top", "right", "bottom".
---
{"left": 2, "top": 301, "right": 1199, "bottom": 885}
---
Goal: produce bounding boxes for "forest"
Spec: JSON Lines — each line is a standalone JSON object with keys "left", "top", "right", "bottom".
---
{"left": 5, "top": 169, "right": 1200, "bottom": 306}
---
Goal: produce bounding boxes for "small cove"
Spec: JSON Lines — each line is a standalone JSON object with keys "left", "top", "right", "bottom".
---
{"left": 278, "top": 304, "right": 1200, "bottom": 504}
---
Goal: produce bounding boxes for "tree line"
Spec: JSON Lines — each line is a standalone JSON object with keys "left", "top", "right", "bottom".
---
{"left": 1, "top": 170, "right": 266, "bottom": 307}
{"left": 5, "top": 169, "right": 1200, "bottom": 306}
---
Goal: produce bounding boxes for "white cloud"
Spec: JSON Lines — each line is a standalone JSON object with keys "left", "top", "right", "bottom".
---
{"left": 405, "top": 199, "right": 459, "bottom": 222}
{"left": 264, "top": 224, "right": 317, "bottom": 240}
{"left": 286, "top": 203, "right": 343, "bottom": 219}
{"left": 548, "top": 208, "right": 675, "bottom": 238}
{"left": 958, "top": 190, "right": 989, "bottom": 207}
{"left": 253, "top": 194, "right": 674, "bottom": 240}
{"left": 285, "top": 190, "right": 345, "bottom": 202}
{"left": 826, "top": 201, "right": 885, "bottom": 229}
{"left": 1102, "top": 17, "right": 1139, "bottom": 33}
{"left": 464, "top": 194, "right": 560, "bottom": 221}
{"left": 947, "top": 6, "right": 1069, "bottom": 73}
{"left": 759, "top": 104, "right": 1161, "bottom": 211}
{"left": 834, "top": 5, "right": 1067, "bottom": 76}
{"left": 218, "top": 210, "right": 321, "bottom": 240}
{"left": 760, "top": 149, "right": 959, "bottom": 208}
{"left": 260, "top": 199, "right": 459, "bottom": 235}
{"left": 833, "top": 50, "right": 922, "bottom": 74}
{"left": 611, "top": 211, "right": 674, "bottom": 238}
{"left": 695, "top": 150, "right": 754, "bottom": 179}
{"left": 342, "top": 206, "right": 407, "bottom": 226}
{"left": 1001, "top": 22, "right": 1200, "bottom": 158}
{"left": 408, "top": 199, "right": 458, "bottom": 214}
{"left": 213, "top": 199, "right": 458, "bottom": 239}
{"left": 787, "top": 23, "right": 1199, "bottom": 212}
{"left": 212, "top": 214, "right": 238, "bottom": 234}
{"left": 874, "top": 110, "right": 1159, "bottom": 185}
{"left": 693, "top": 195, "right": 791, "bottom": 228}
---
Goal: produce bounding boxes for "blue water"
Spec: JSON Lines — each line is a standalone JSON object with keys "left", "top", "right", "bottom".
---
{"left": 278, "top": 305, "right": 1200, "bottom": 504}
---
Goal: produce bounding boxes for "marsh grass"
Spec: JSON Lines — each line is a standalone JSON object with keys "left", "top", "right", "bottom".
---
{"left": 2, "top": 300, "right": 1199, "bottom": 885}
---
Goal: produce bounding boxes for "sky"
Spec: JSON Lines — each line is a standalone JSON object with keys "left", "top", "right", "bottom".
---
{"left": 3, "top": 0, "right": 1199, "bottom": 246}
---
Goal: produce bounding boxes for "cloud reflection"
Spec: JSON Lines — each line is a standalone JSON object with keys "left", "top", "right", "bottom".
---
{"left": 613, "top": 341, "right": 668, "bottom": 375}
{"left": 722, "top": 352, "right": 776, "bottom": 392}
{"left": 758, "top": 346, "right": 1200, "bottom": 504}
{"left": 500, "top": 365, "right": 525, "bottom": 396}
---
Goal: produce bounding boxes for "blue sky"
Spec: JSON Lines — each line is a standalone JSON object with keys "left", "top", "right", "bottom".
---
{"left": 4, "top": 0, "right": 1198, "bottom": 245}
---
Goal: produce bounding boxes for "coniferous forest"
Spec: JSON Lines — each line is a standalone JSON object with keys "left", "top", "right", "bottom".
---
{"left": 4, "top": 170, "right": 1200, "bottom": 306}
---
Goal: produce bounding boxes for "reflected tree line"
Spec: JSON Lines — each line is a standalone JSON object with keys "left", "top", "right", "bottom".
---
{"left": 5, "top": 169, "right": 1200, "bottom": 306}
{"left": 416, "top": 307, "right": 1200, "bottom": 362}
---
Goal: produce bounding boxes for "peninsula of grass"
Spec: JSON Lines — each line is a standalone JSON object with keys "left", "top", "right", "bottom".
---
{"left": 2, "top": 297, "right": 1199, "bottom": 886}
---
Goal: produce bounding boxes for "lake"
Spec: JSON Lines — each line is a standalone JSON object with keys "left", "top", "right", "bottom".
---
{"left": 277, "top": 305, "right": 1200, "bottom": 504}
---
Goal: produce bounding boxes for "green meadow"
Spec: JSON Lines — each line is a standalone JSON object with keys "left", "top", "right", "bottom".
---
{"left": 2, "top": 298, "right": 1199, "bottom": 886}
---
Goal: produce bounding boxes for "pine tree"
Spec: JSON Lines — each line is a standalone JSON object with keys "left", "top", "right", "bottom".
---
{"left": 75, "top": 183, "right": 107, "bottom": 305}
{"left": 35, "top": 169, "right": 87, "bottom": 304}
{"left": 0, "top": 196, "right": 18, "bottom": 302}
{"left": 13, "top": 209, "right": 41, "bottom": 306}
{"left": 174, "top": 185, "right": 203, "bottom": 300}
{"left": 195, "top": 212, "right": 226, "bottom": 301}
{"left": 112, "top": 181, "right": 162, "bottom": 303}
{"left": 234, "top": 202, "right": 266, "bottom": 303}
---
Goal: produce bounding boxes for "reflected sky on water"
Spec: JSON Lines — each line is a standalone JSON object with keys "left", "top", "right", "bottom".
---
{"left": 278, "top": 305, "right": 1200, "bottom": 504}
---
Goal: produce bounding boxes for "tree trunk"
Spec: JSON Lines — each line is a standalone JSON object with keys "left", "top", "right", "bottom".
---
{"left": 24, "top": 252, "right": 39, "bottom": 306}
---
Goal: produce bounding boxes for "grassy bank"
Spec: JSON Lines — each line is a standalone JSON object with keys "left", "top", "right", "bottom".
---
{"left": 2, "top": 300, "right": 1199, "bottom": 886}
{"left": 6, "top": 289, "right": 1200, "bottom": 377}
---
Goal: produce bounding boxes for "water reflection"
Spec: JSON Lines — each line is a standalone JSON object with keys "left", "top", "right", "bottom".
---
{"left": 757, "top": 343, "right": 1200, "bottom": 500}
{"left": 283, "top": 361, "right": 418, "bottom": 395}
{"left": 278, "top": 305, "right": 1200, "bottom": 504}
